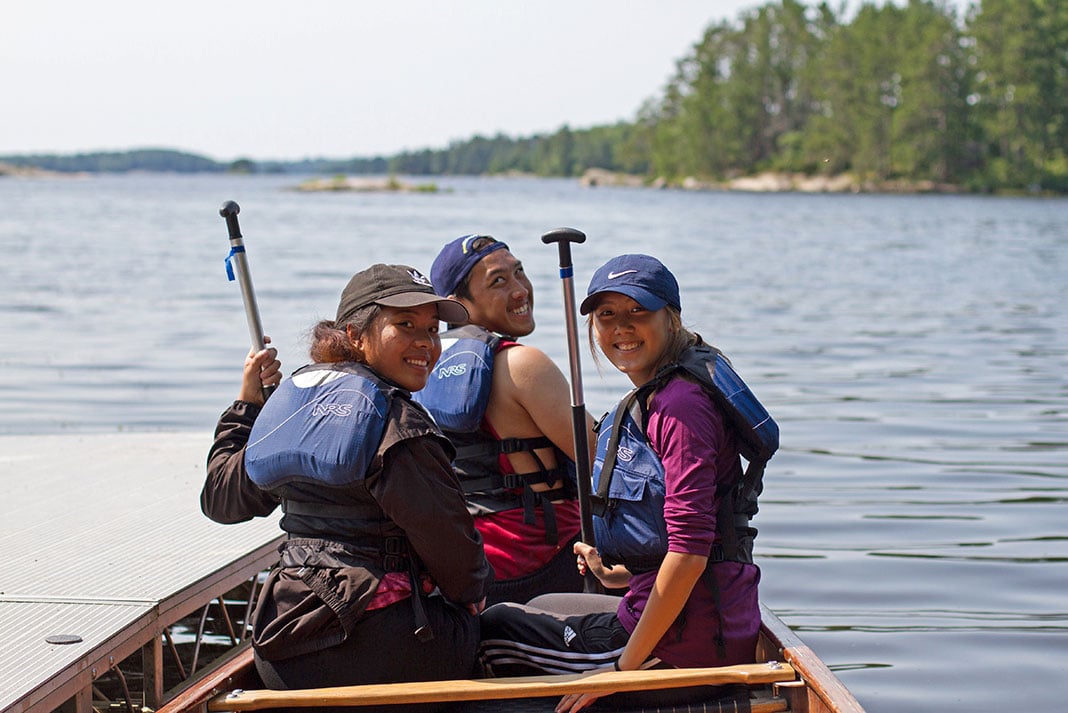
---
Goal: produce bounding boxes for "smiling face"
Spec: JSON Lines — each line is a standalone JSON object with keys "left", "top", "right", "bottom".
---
{"left": 457, "top": 248, "right": 535, "bottom": 337}
{"left": 353, "top": 303, "right": 442, "bottom": 392}
{"left": 590, "top": 292, "right": 674, "bottom": 386}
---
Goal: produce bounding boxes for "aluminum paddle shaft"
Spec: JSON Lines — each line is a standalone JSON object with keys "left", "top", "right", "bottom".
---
{"left": 541, "top": 228, "right": 596, "bottom": 558}
{"left": 219, "top": 200, "right": 274, "bottom": 400}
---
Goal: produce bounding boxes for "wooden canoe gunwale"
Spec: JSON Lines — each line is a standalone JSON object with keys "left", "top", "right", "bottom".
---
{"left": 757, "top": 604, "right": 865, "bottom": 713}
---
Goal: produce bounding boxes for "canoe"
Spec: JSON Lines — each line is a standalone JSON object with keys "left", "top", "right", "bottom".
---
{"left": 158, "top": 603, "right": 865, "bottom": 713}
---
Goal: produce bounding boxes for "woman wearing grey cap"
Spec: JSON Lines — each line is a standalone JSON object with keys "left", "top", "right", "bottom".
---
{"left": 202, "top": 264, "right": 492, "bottom": 709}
{"left": 479, "top": 254, "right": 765, "bottom": 712}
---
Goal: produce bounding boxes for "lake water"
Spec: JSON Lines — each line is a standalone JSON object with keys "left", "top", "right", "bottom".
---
{"left": 1, "top": 173, "right": 1065, "bottom": 712}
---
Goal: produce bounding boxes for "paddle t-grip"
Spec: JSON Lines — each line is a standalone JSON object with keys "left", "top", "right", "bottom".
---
{"left": 540, "top": 227, "right": 587, "bottom": 269}
{"left": 219, "top": 200, "right": 242, "bottom": 239}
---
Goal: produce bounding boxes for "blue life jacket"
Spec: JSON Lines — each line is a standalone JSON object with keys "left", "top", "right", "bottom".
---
{"left": 413, "top": 324, "right": 497, "bottom": 432}
{"left": 245, "top": 362, "right": 440, "bottom": 641}
{"left": 246, "top": 363, "right": 392, "bottom": 491}
{"left": 591, "top": 343, "right": 778, "bottom": 569}
{"left": 414, "top": 325, "right": 577, "bottom": 544}
{"left": 591, "top": 403, "right": 670, "bottom": 571}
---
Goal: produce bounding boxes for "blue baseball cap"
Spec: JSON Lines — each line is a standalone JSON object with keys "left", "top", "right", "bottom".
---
{"left": 580, "top": 254, "right": 681, "bottom": 315}
{"left": 430, "top": 234, "right": 510, "bottom": 297}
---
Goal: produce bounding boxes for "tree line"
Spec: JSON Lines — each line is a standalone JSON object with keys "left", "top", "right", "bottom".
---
{"left": 4, "top": 1, "right": 1065, "bottom": 194}
{"left": 390, "top": 0, "right": 1068, "bottom": 194}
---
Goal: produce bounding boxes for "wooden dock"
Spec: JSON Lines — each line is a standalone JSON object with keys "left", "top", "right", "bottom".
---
{"left": 0, "top": 432, "right": 283, "bottom": 713}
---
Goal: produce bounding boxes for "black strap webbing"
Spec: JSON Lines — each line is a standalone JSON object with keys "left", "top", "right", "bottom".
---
{"left": 590, "top": 385, "right": 642, "bottom": 517}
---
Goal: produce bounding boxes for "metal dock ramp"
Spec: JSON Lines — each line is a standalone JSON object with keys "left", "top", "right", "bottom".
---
{"left": 0, "top": 432, "right": 283, "bottom": 713}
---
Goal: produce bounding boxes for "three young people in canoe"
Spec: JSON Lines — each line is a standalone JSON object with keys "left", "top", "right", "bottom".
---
{"left": 201, "top": 236, "right": 762, "bottom": 712}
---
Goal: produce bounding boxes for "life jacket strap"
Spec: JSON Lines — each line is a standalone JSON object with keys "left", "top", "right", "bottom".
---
{"left": 278, "top": 534, "right": 434, "bottom": 642}
{"left": 282, "top": 499, "right": 380, "bottom": 519}
{"left": 453, "top": 434, "right": 554, "bottom": 461}
{"left": 590, "top": 386, "right": 643, "bottom": 518}
{"left": 499, "top": 435, "right": 553, "bottom": 453}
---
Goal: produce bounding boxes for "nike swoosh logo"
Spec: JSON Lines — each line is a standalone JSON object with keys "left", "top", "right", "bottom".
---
{"left": 607, "top": 270, "right": 638, "bottom": 279}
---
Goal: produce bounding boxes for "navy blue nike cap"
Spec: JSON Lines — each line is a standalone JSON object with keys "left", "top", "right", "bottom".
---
{"left": 580, "top": 254, "right": 681, "bottom": 315}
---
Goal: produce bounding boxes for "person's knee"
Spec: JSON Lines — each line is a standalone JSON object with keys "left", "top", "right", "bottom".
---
{"left": 480, "top": 601, "right": 524, "bottom": 631}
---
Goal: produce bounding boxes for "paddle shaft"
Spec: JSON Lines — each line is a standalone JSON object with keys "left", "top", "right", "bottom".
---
{"left": 540, "top": 228, "right": 598, "bottom": 590}
{"left": 219, "top": 200, "right": 274, "bottom": 400}
{"left": 210, "top": 662, "right": 795, "bottom": 710}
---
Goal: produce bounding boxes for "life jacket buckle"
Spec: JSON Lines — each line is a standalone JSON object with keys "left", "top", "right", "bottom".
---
{"left": 498, "top": 438, "right": 528, "bottom": 454}
{"left": 383, "top": 536, "right": 410, "bottom": 572}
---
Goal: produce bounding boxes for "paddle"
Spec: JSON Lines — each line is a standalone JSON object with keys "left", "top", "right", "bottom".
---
{"left": 219, "top": 200, "right": 274, "bottom": 401}
{"left": 540, "top": 227, "right": 598, "bottom": 592}
{"left": 208, "top": 661, "right": 795, "bottom": 710}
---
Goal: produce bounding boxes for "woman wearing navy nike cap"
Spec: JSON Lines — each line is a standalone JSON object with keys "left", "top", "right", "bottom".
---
{"left": 478, "top": 254, "right": 762, "bottom": 712}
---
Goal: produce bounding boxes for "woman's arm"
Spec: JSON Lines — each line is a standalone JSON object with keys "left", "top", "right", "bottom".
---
{"left": 615, "top": 551, "right": 707, "bottom": 669}
{"left": 201, "top": 401, "right": 279, "bottom": 522}
{"left": 201, "top": 345, "right": 282, "bottom": 523}
{"left": 620, "top": 379, "right": 726, "bottom": 668}
{"left": 555, "top": 552, "right": 707, "bottom": 713}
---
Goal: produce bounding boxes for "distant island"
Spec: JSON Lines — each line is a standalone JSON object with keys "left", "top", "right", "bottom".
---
{"left": 293, "top": 175, "right": 442, "bottom": 193}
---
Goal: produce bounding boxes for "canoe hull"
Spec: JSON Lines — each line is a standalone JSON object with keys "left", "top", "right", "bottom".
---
{"left": 161, "top": 603, "right": 864, "bottom": 713}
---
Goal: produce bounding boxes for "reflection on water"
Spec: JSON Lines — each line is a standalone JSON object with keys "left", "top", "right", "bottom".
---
{"left": 1, "top": 174, "right": 1066, "bottom": 712}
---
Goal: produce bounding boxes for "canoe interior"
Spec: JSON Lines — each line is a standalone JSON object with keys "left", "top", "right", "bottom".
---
{"left": 163, "top": 603, "right": 864, "bottom": 713}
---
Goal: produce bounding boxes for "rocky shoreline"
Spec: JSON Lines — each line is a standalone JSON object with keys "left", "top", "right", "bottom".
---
{"left": 579, "top": 167, "right": 962, "bottom": 194}
{"left": 0, "top": 162, "right": 77, "bottom": 178}
{"left": 1, "top": 162, "right": 960, "bottom": 194}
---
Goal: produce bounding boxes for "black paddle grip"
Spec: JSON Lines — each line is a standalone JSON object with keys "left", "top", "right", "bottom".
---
{"left": 541, "top": 227, "right": 586, "bottom": 269}
{"left": 219, "top": 200, "right": 242, "bottom": 241}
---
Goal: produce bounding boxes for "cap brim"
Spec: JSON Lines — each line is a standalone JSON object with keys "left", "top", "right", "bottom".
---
{"left": 376, "top": 292, "right": 469, "bottom": 324}
{"left": 580, "top": 286, "right": 668, "bottom": 315}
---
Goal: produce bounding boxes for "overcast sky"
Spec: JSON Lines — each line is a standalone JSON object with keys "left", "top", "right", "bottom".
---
{"left": 2, "top": 1, "right": 785, "bottom": 162}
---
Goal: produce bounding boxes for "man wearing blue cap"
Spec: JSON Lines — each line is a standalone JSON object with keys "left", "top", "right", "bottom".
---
{"left": 414, "top": 235, "right": 591, "bottom": 605}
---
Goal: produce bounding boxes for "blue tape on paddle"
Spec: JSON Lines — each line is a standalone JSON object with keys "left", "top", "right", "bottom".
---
{"left": 225, "top": 245, "right": 246, "bottom": 281}
{"left": 559, "top": 266, "right": 574, "bottom": 278}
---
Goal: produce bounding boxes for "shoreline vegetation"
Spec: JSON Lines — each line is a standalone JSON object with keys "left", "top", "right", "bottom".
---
{"left": 4, "top": 0, "right": 1067, "bottom": 197}
{"left": 0, "top": 160, "right": 964, "bottom": 195}
{"left": 578, "top": 168, "right": 963, "bottom": 194}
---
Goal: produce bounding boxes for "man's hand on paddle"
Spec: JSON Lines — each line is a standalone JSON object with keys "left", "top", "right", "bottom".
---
{"left": 240, "top": 337, "right": 281, "bottom": 406}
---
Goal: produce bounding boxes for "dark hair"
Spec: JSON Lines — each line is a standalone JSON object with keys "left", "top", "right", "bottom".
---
{"left": 586, "top": 305, "right": 698, "bottom": 376}
{"left": 309, "top": 304, "right": 381, "bottom": 363}
{"left": 452, "top": 236, "right": 502, "bottom": 301}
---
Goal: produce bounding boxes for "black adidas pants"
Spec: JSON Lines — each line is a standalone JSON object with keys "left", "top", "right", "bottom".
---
{"left": 478, "top": 593, "right": 732, "bottom": 709}
{"left": 479, "top": 593, "right": 629, "bottom": 676}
